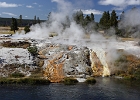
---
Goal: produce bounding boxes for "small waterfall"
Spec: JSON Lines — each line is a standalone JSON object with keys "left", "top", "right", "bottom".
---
{"left": 90, "top": 48, "right": 110, "bottom": 77}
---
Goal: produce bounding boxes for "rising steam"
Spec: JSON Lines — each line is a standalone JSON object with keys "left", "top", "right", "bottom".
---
{"left": 13, "top": 0, "right": 105, "bottom": 46}
{"left": 119, "top": 8, "right": 140, "bottom": 38}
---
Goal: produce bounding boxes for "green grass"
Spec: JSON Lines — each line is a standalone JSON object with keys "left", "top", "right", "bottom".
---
{"left": 10, "top": 72, "right": 25, "bottom": 78}
{"left": 0, "top": 78, "right": 50, "bottom": 85}
{"left": 63, "top": 77, "right": 78, "bottom": 85}
{"left": 85, "top": 77, "right": 96, "bottom": 85}
{"left": 134, "top": 68, "right": 140, "bottom": 80}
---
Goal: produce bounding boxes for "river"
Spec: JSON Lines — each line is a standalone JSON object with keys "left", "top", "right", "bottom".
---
{"left": 0, "top": 78, "right": 140, "bottom": 100}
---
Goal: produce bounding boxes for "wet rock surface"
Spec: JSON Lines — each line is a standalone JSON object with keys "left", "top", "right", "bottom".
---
{"left": 39, "top": 44, "right": 92, "bottom": 82}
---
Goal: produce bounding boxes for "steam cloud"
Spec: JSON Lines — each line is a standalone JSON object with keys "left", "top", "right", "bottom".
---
{"left": 13, "top": 0, "right": 108, "bottom": 47}
{"left": 119, "top": 8, "right": 140, "bottom": 38}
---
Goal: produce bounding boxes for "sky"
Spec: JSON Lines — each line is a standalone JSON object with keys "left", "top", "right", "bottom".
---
{"left": 0, "top": 0, "right": 139, "bottom": 22}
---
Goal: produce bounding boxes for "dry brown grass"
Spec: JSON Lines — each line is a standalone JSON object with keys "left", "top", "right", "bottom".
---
{"left": 120, "top": 38, "right": 136, "bottom": 41}
{"left": 2, "top": 41, "right": 30, "bottom": 48}
{"left": 0, "top": 27, "right": 24, "bottom": 34}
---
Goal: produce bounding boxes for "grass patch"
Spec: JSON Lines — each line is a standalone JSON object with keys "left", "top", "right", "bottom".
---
{"left": 85, "top": 77, "right": 96, "bottom": 85}
{"left": 134, "top": 68, "right": 140, "bottom": 80}
{"left": 120, "top": 38, "right": 135, "bottom": 42}
{"left": 30, "top": 71, "right": 43, "bottom": 78}
{"left": 0, "top": 31, "right": 14, "bottom": 34}
{"left": 10, "top": 72, "right": 25, "bottom": 78}
{"left": 0, "top": 27, "right": 24, "bottom": 34}
{"left": 2, "top": 41, "right": 30, "bottom": 48}
{"left": 63, "top": 77, "right": 78, "bottom": 85}
{"left": 0, "top": 78, "right": 50, "bottom": 85}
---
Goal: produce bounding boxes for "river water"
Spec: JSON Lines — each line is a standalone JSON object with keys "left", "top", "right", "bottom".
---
{"left": 0, "top": 78, "right": 140, "bottom": 100}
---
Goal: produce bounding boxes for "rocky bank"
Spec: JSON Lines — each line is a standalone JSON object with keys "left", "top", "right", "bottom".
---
{"left": 0, "top": 36, "right": 140, "bottom": 82}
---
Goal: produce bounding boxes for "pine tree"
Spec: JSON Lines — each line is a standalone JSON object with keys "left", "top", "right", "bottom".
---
{"left": 47, "top": 12, "right": 51, "bottom": 21}
{"left": 34, "top": 15, "right": 36, "bottom": 24}
{"left": 120, "top": 11, "right": 124, "bottom": 21}
{"left": 11, "top": 17, "right": 18, "bottom": 33}
{"left": 73, "top": 10, "right": 84, "bottom": 25}
{"left": 24, "top": 26, "right": 30, "bottom": 34}
{"left": 18, "top": 15, "right": 22, "bottom": 27}
{"left": 99, "top": 11, "right": 112, "bottom": 29}
{"left": 106, "top": 11, "right": 110, "bottom": 28}
{"left": 99, "top": 11, "right": 108, "bottom": 29}
{"left": 90, "top": 13, "right": 94, "bottom": 22}
{"left": 37, "top": 17, "right": 40, "bottom": 24}
{"left": 85, "top": 15, "right": 91, "bottom": 25}
{"left": 110, "top": 10, "right": 118, "bottom": 27}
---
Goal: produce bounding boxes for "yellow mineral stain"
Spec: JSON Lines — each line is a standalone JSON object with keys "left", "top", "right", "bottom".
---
{"left": 90, "top": 48, "right": 110, "bottom": 77}
{"left": 90, "top": 51, "right": 103, "bottom": 76}
{"left": 44, "top": 53, "right": 65, "bottom": 82}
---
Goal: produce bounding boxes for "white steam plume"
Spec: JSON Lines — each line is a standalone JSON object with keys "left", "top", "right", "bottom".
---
{"left": 118, "top": 8, "right": 140, "bottom": 38}
{"left": 13, "top": 0, "right": 106, "bottom": 46}
{"left": 12, "top": 0, "right": 120, "bottom": 56}
{"left": 119, "top": 8, "right": 140, "bottom": 27}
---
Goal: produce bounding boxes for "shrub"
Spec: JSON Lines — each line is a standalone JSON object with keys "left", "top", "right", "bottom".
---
{"left": 24, "top": 26, "right": 30, "bottom": 34}
{"left": 27, "top": 46, "right": 38, "bottom": 56}
{"left": 124, "top": 75, "right": 136, "bottom": 81}
{"left": 21, "top": 78, "right": 50, "bottom": 85}
{"left": 134, "top": 68, "right": 140, "bottom": 80}
{"left": 85, "top": 77, "right": 96, "bottom": 85}
{"left": 63, "top": 77, "right": 78, "bottom": 85}
{"left": 114, "top": 70, "right": 126, "bottom": 76}
{"left": 10, "top": 72, "right": 25, "bottom": 78}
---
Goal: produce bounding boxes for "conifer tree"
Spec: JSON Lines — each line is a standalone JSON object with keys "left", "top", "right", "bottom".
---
{"left": 90, "top": 13, "right": 94, "bottom": 22}
{"left": 11, "top": 17, "right": 18, "bottom": 33}
{"left": 73, "top": 10, "right": 84, "bottom": 25}
{"left": 34, "top": 15, "right": 36, "bottom": 24}
{"left": 120, "top": 11, "right": 124, "bottom": 21}
{"left": 106, "top": 11, "right": 110, "bottom": 28}
{"left": 85, "top": 15, "right": 91, "bottom": 25}
{"left": 47, "top": 12, "right": 51, "bottom": 21}
{"left": 110, "top": 10, "right": 118, "bottom": 27}
{"left": 37, "top": 17, "right": 40, "bottom": 24}
{"left": 18, "top": 15, "right": 22, "bottom": 27}
{"left": 99, "top": 11, "right": 109, "bottom": 29}
{"left": 24, "top": 26, "right": 30, "bottom": 34}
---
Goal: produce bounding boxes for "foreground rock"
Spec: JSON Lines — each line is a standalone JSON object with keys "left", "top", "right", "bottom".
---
{"left": 39, "top": 44, "right": 92, "bottom": 82}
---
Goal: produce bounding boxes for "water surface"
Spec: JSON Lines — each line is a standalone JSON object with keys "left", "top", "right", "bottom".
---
{"left": 0, "top": 78, "right": 140, "bottom": 100}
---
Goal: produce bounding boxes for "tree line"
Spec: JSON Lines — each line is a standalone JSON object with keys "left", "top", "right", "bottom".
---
{"left": 72, "top": 8, "right": 139, "bottom": 37}
{"left": 10, "top": 15, "right": 43, "bottom": 33}
{"left": 10, "top": 7, "right": 139, "bottom": 37}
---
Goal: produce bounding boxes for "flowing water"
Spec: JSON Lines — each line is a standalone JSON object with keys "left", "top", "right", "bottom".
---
{"left": 0, "top": 78, "right": 140, "bottom": 100}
